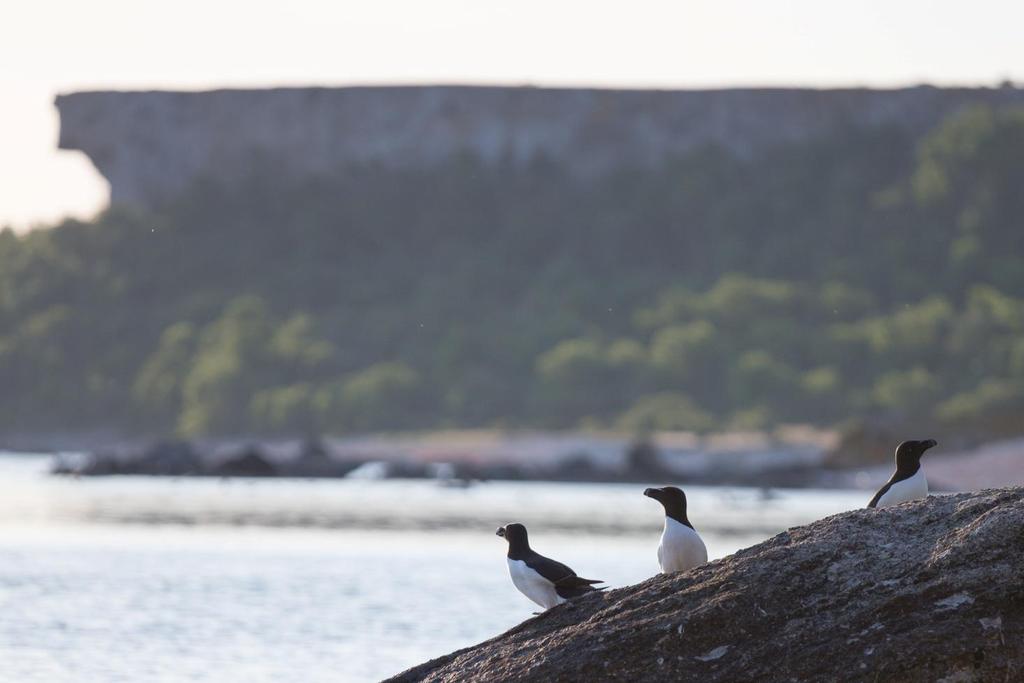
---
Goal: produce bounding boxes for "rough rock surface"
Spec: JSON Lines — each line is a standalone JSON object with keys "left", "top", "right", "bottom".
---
{"left": 56, "top": 85, "right": 1024, "bottom": 208}
{"left": 389, "top": 488, "right": 1024, "bottom": 682}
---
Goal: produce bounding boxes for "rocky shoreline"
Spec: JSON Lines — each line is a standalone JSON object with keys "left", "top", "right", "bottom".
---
{"left": 37, "top": 431, "right": 839, "bottom": 488}
{"left": 12, "top": 430, "right": 1023, "bottom": 491}
{"left": 388, "top": 488, "right": 1024, "bottom": 682}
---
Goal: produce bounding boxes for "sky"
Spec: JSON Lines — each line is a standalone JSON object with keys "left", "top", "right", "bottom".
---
{"left": 2, "top": 0, "right": 1023, "bottom": 230}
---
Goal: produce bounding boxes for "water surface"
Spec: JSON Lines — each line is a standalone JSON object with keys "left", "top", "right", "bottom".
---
{"left": 0, "top": 454, "right": 866, "bottom": 681}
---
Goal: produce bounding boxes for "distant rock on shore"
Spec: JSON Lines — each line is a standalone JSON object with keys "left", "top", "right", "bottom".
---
{"left": 389, "top": 488, "right": 1024, "bottom": 682}
{"left": 50, "top": 439, "right": 364, "bottom": 479}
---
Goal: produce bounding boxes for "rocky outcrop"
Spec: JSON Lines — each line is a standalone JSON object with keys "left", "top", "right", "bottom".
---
{"left": 50, "top": 440, "right": 363, "bottom": 478}
{"left": 56, "top": 85, "right": 1024, "bottom": 208}
{"left": 389, "top": 488, "right": 1024, "bottom": 682}
{"left": 209, "top": 446, "right": 278, "bottom": 477}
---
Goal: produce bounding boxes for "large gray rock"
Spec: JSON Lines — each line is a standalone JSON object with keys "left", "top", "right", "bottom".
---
{"left": 389, "top": 488, "right": 1024, "bottom": 682}
{"left": 56, "top": 85, "right": 1024, "bottom": 209}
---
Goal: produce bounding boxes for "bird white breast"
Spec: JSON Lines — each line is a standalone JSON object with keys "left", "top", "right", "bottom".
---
{"left": 507, "top": 559, "right": 564, "bottom": 609}
{"left": 658, "top": 517, "right": 708, "bottom": 573}
{"left": 876, "top": 468, "right": 928, "bottom": 507}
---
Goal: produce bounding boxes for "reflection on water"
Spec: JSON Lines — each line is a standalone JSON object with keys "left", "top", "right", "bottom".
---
{"left": 0, "top": 454, "right": 866, "bottom": 682}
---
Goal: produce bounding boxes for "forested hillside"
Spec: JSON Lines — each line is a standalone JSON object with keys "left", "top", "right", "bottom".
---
{"left": 2, "top": 105, "right": 1023, "bottom": 437}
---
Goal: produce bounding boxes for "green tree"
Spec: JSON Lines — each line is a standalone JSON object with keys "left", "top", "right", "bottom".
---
{"left": 133, "top": 322, "right": 196, "bottom": 424}
{"left": 250, "top": 383, "right": 318, "bottom": 434}
{"left": 649, "top": 321, "right": 718, "bottom": 382}
{"left": 178, "top": 296, "right": 274, "bottom": 436}
{"left": 935, "top": 379, "right": 1024, "bottom": 424}
{"left": 534, "top": 338, "right": 623, "bottom": 423}
{"left": 616, "top": 392, "right": 716, "bottom": 434}
{"left": 872, "top": 367, "right": 942, "bottom": 417}
{"left": 328, "top": 362, "right": 424, "bottom": 432}
{"left": 728, "top": 350, "right": 798, "bottom": 413}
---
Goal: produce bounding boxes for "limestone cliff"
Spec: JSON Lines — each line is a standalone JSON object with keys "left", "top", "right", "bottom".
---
{"left": 389, "top": 488, "right": 1024, "bottom": 682}
{"left": 56, "top": 85, "right": 1024, "bottom": 209}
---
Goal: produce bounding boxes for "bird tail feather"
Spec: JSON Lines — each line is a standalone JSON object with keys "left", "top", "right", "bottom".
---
{"left": 555, "top": 575, "right": 607, "bottom": 598}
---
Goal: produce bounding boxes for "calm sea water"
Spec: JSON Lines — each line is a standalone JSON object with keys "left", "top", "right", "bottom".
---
{"left": 0, "top": 454, "right": 866, "bottom": 682}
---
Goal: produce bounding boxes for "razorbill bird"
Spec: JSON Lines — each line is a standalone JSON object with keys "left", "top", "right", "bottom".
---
{"left": 643, "top": 486, "right": 708, "bottom": 573}
{"left": 495, "top": 523, "right": 604, "bottom": 610}
{"left": 867, "top": 439, "right": 937, "bottom": 508}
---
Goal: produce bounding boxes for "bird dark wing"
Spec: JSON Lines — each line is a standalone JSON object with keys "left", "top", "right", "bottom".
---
{"left": 867, "top": 476, "right": 895, "bottom": 508}
{"left": 523, "top": 551, "right": 579, "bottom": 585}
{"left": 523, "top": 551, "right": 605, "bottom": 599}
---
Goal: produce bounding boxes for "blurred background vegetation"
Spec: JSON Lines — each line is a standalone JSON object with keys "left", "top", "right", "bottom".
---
{"left": 1, "top": 104, "right": 1023, "bottom": 439}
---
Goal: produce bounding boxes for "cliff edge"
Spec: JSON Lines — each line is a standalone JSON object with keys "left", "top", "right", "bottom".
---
{"left": 56, "top": 85, "right": 1024, "bottom": 209}
{"left": 389, "top": 488, "right": 1024, "bottom": 682}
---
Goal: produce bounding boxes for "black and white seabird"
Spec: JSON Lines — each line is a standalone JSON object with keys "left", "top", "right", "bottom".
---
{"left": 643, "top": 486, "right": 708, "bottom": 573}
{"left": 867, "top": 439, "right": 937, "bottom": 508}
{"left": 495, "top": 523, "right": 604, "bottom": 609}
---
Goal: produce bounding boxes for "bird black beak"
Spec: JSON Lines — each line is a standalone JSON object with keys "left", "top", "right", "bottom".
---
{"left": 495, "top": 527, "right": 506, "bottom": 538}
{"left": 922, "top": 439, "right": 938, "bottom": 450}
{"left": 643, "top": 488, "right": 658, "bottom": 498}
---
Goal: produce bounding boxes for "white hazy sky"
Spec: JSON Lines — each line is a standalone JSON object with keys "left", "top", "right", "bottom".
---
{"left": 2, "top": 0, "right": 1022, "bottom": 230}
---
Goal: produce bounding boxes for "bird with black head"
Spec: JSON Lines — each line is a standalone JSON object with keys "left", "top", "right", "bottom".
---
{"left": 495, "top": 523, "right": 604, "bottom": 610}
{"left": 643, "top": 486, "right": 708, "bottom": 574}
{"left": 867, "top": 439, "right": 937, "bottom": 508}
